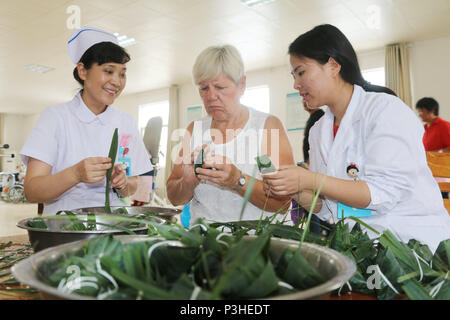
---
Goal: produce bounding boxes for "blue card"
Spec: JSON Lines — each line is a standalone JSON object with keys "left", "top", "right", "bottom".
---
{"left": 337, "top": 202, "right": 371, "bottom": 219}
{"left": 118, "top": 146, "right": 131, "bottom": 177}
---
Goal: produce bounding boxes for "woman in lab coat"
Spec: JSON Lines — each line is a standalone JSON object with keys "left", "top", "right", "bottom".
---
{"left": 20, "top": 28, "right": 151, "bottom": 215}
{"left": 262, "top": 24, "right": 450, "bottom": 252}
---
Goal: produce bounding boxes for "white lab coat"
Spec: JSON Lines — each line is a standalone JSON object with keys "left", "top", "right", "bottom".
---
{"left": 20, "top": 92, "right": 152, "bottom": 215}
{"left": 309, "top": 85, "right": 450, "bottom": 252}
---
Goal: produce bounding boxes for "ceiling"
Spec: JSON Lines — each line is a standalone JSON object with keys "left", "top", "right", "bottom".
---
{"left": 0, "top": 0, "right": 450, "bottom": 114}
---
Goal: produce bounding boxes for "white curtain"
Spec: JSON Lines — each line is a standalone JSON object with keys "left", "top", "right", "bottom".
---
{"left": 385, "top": 43, "right": 412, "bottom": 107}
{"left": 0, "top": 114, "right": 3, "bottom": 171}
{"left": 164, "top": 85, "right": 180, "bottom": 187}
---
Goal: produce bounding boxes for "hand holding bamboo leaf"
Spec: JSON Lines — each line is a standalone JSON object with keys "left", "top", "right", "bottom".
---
{"left": 73, "top": 157, "right": 112, "bottom": 184}
{"left": 185, "top": 145, "right": 209, "bottom": 183}
{"left": 196, "top": 154, "right": 241, "bottom": 190}
{"left": 110, "top": 164, "right": 127, "bottom": 191}
{"left": 262, "top": 165, "right": 306, "bottom": 196}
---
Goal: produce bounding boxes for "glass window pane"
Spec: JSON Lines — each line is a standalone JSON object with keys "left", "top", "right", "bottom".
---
{"left": 139, "top": 101, "right": 170, "bottom": 130}
{"left": 362, "top": 67, "right": 385, "bottom": 87}
{"left": 138, "top": 100, "right": 170, "bottom": 168}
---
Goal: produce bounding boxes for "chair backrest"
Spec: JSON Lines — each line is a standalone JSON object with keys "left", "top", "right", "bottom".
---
{"left": 426, "top": 152, "right": 450, "bottom": 192}
{"left": 426, "top": 151, "right": 450, "bottom": 214}
{"left": 143, "top": 116, "right": 163, "bottom": 166}
{"left": 38, "top": 203, "right": 44, "bottom": 215}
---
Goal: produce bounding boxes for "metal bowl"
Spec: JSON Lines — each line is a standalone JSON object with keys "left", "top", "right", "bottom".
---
{"left": 72, "top": 206, "right": 181, "bottom": 222}
{"left": 16, "top": 214, "right": 164, "bottom": 252}
{"left": 12, "top": 235, "right": 356, "bottom": 300}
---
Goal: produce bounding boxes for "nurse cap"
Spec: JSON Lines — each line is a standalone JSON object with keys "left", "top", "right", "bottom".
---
{"left": 68, "top": 27, "right": 119, "bottom": 64}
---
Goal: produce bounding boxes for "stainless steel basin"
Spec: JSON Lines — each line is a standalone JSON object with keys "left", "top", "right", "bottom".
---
{"left": 72, "top": 206, "right": 181, "bottom": 221}
{"left": 12, "top": 234, "right": 356, "bottom": 300}
{"left": 16, "top": 214, "right": 163, "bottom": 252}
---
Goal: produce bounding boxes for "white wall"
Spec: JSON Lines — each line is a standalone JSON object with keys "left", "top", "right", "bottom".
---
{"left": 410, "top": 35, "right": 450, "bottom": 121}
{"left": 1, "top": 114, "right": 40, "bottom": 171}
{"left": 114, "top": 87, "right": 170, "bottom": 121}
{"left": 358, "top": 48, "right": 385, "bottom": 71}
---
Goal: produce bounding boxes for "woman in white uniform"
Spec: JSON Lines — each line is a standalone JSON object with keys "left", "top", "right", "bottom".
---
{"left": 20, "top": 27, "right": 151, "bottom": 215}
{"left": 262, "top": 24, "right": 450, "bottom": 252}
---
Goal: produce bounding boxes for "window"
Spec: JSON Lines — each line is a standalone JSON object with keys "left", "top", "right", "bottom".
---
{"left": 362, "top": 67, "right": 385, "bottom": 87}
{"left": 241, "top": 85, "right": 270, "bottom": 113}
{"left": 138, "top": 100, "right": 169, "bottom": 167}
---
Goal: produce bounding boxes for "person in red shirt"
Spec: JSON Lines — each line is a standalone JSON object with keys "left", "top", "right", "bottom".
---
{"left": 416, "top": 97, "right": 450, "bottom": 152}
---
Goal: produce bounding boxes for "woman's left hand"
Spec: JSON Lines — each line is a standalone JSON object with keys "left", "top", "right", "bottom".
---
{"left": 195, "top": 154, "right": 241, "bottom": 190}
{"left": 262, "top": 165, "right": 305, "bottom": 197}
{"left": 111, "top": 163, "right": 127, "bottom": 191}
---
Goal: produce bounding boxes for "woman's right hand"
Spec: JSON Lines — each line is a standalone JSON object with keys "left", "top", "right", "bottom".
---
{"left": 181, "top": 145, "right": 209, "bottom": 186}
{"left": 73, "top": 157, "right": 112, "bottom": 183}
{"left": 262, "top": 165, "right": 305, "bottom": 197}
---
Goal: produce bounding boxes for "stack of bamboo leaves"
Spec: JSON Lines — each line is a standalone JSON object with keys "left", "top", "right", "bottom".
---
{"left": 214, "top": 217, "right": 449, "bottom": 300}
{"left": 7, "top": 214, "right": 450, "bottom": 300}
{"left": 327, "top": 220, "right": 449, "bottom": 300}
{"left": 36, "top": 220, "right": 326, "bottom": 300}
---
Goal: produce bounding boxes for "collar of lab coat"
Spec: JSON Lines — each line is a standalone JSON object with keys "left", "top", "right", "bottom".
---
{"left": 72, "top": 91, "right": 114, "bottom": 125}
{"left": 318, "top": 84, "right": 364, "bottom": 176}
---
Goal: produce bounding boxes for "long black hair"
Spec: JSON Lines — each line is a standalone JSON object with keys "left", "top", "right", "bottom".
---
{"left": 288, "top": 24, "right": 396, "bottom": 96}
{"left": 73, "top": 41, "right": 131, "bottom": 86}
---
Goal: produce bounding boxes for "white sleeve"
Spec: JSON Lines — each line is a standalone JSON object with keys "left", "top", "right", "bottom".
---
{"left": 363, "top": 99, "right": 423, "bottom": 212}
{"left": 20, "top": 107, "right": 60, "bottom": 167}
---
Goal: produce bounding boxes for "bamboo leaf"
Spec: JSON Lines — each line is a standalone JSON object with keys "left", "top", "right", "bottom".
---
{"left": 87, "top": 213, "right": 97, "bottom": 231}
{"left": 0, "top": 242, "right": 13, "bottom": 250}
{"left": 26, "top": 218, "right": 48, "bottom": 230}
{"left": 239, "top": 167, "right": 258, "bottom": 221}
{"left": 346, "top": 216, "right": 381, "bottom": 236}
{"left": 300, "top": 174, "right": 326, "bottom": 246}
{"left": 169, "top": 274, "right": 211, "bottom": 300}
{"left": 212, "top": 230, "right": 271, "bottom": 298}
{"left": 375, "top": 247, "right": 407, "bottom": 300}
{"left": 105, "top": 128, "right": 119, "bottom": 213}
{"left": 107, "top": 264, "right": 178, "bottom": 300}
{"left": 149, "top": 244, "right": 200, "bottom": 284}
{"left": 238, "top": 260, "right": 279, "bottom": 298}
{"left": 432, "top": 239, "right": 450, "bottom": 272}
{"left": 402, "top": 279, "right": 433, "bottom": 300}
{"left": 378, "top": 230, "right": 420, "bottom": 273}
{"left": 275, "top": 247, "right": 325, "bottom": 290}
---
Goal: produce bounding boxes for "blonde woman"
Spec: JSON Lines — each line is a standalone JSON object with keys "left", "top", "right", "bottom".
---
{"left": 167, "top": 45, "right": 294, "bottom": 224}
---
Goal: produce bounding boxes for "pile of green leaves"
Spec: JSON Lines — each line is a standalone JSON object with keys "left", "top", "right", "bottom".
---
{"left": 27, "top": 210, "right": 147, "bottom": 233}
{"left": 0, "top": 242, "right": 39, "bottom": 298}
{"left": 321, "top": 218, "right": 449, "bottom": 300}
{"left": 37, "top": 220, "right": 326, "bottom": 300}
{"left": 216, "top": 214, "right": 450, "bottom": 300}
{"left": 27, "top": 207, "right": 170, "bottom": 234}
{"left": 26, "top": 208, "right": 450, "bottom": 300}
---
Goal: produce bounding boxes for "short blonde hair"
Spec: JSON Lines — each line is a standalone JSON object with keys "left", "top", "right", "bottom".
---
{"left": 192, "top": 44, "right": 245, "bottom": 85}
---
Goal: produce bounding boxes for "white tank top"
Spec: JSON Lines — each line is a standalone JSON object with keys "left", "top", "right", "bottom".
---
{"left": 190, "top": 107, "right": 288, "bottom": 224}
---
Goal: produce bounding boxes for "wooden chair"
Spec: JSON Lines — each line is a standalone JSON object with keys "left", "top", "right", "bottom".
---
{"left": 426, "top": 151, "right": 450, "bottom": 214}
